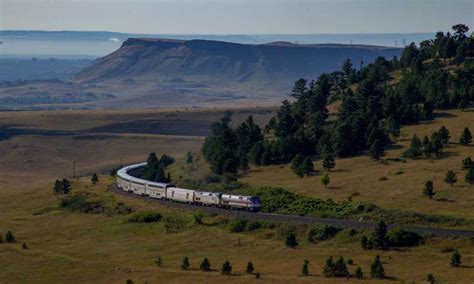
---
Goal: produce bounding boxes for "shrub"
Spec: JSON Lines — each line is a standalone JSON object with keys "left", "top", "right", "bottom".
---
{"left": 22, "top": 242, "right": 27, "bottom": 249}
{"left": 370, "top": 255, "right": 385, "bottom": 279}
{"left": 334, "top": 257, "right": 349, "bottom": 277}
{"left": 322, "top": 256, "right": 335, "bottom": 277}
{"left": 245, "top": 221, "right": 261, "bottom": 232}
{"left": 285, "top": 233, "right": 298, "bottom": 248}
{"left": 450, "top": 251, "right": 461, "bottom": 267}
{"left": 347, "top": 258, "right": 353, "bottom": 265}
{"left": 200, "top": 257, "right": 211, "bottom": 271}
{"left": 192, "top": 210, "right": 205, "bottom": 225}
{"left": 427, "top": 273, "right": 435, "bottom": 284}
{"left": 206, "top": 174, "right": 222, "bottom": 183}
{"left": 5, "top": 230, "right": 15, "bottom": 243}
{"left": 221, "top": 260, "right": 232, "bottom": 275}
{"left": 228, "top": 219, "right": 247, "bottom": 233}
{"left": 155, "top": 256, "right": 162, "bottom": 266}
{"left": 181, "top": 257, "right": 190, "bottom": 270}
{"left": 255, "top": 272, "right": 261, "bottom": 279}
{"left": 355, "top": 266, "right": 363, "bottom": 279}
{"left": 128, "top": 212, "right": 162, "bottom": 223}
{"left": 301, "top": 259, "right": 309, "bottom": 276}
{"left": 387, "top": 227, "right": 423, "bottom": 247}
{"left": 246, "top": 261, "right": 254, "bottom": 274}
{"left": 306, "top": 225, "right": 340, "bottom": 243}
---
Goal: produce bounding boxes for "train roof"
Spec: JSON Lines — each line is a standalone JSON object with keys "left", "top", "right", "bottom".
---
{"left": 116, "top": 162, "right": 171, "bottom": 187}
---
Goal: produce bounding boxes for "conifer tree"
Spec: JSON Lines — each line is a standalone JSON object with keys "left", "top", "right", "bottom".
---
{"left": 301, "top": 157, "right": 314, "bottom": 176}
{"left": 466, "top": 167, "right": 474, "bottom": 184}
{"left": 355, "top": 266, "right": 364, "bottom": 279}
{"left": 246, "top": 261, "right": 254, "bottom": 274}
{"left": 322, "top": 151, "right": 336, "bottom": 171}
{"left": 22, "top": 242, "right": 27, "bottom": 249}
{"left": 459, "top": 127, "right": 472, "bottom": 145}
{"left": 437, "top": 126, "right": 450, "bottom": 144}
{"left": 334, "top": 256, "right": 349, "bottom": 277}
{"left": 221, "top": 260, "right": 232, "bottom": 275}
{"left": 5, "top": 230, "right": 15, "bottom": 243}
{"left": 91, "top": 173, "right": 99, "bottom": 185}
{"left": 322, "top": 256, "right": 336, "bottom": 277}
{"left": 291, "top": 154, "right": 305, "bottom": 177}
{"left": 423, "top": 180, "right": 435, "bottom": 199}
{"left": 444, "top": 170, "right": 457, "bottom": 187}
{"left": 239, "top": 156, "right": 249, "bottom": 173}
{"left": 301, "top": 259, "right": 310, "bottom": 276}
{"left": 285, "top": 233, "right": 298, "bottom": 248}
{"left": 200, "top": 257, "right": 211, "bottom": 272}
{"left": 370, "top": 255, "right": 385, "bottom": 279}
{"left": 450, "top": 251, "right": 461, "bottom": 267}
{"left": 369, "top": 139, "right": 384, "bottom": 160}
{"left": 426, "top": 273, "right": 435, "bottom": 284}
{"left": 403, "top": 135, "right": 423, "bottom": 159}
{"left": 181, "top": 257, "right": 190, "bottom": 270}
{"left": 461, "top": 157, "right": 473, "bottom": 170}
{"left": 372, "top": 220, "right": 389, "bottom": 250}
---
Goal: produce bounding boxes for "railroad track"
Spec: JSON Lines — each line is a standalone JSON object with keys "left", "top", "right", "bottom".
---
{"left": 108, "top": 184, "right": 474, "bottom": 238}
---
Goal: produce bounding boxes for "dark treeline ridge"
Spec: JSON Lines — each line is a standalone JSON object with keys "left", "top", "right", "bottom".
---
{"left": 203, "top": 24, "right": 474, "bottom": 175}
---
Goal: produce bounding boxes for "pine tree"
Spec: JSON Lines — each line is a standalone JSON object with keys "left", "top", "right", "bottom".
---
{"left": 200, "top": 257, "right": 211, "bottom": 272}
{"left": 372, "top": 220, "right": 389, "bottom": 250}
{"left": 461, "top": 157, "right": 473, "bottom": 170}
{"left": 361, "top": 236, "right": 370, "bottom": 250}
{"left": 369, "top": 139, "right": 384, "bottom": 160}
{"left": 426, "top": 273, "right": 435, "bottom": 284}
{"left": 239, "top": 156, "right": 249, "bottom": 173}
{"left": 322, "top": 256, "right": 336, "bottom": 277}
{"left": 444, "top": 170, "right": 457, "bottom": 187}
{"left": 22, "top": 242, "right": 27, "bottom": 249}
{"left": 355, "top": 266, "right": 364, "bottom": 279}
{"left": 437, "top": 126, "right": 450, "bottom": 144}
{"left": 285, "top": 233, "right": 298, "bottom": 248}
{"left": 321, "top": 173, "right": 330, "bottom": 189}
{"left": 246, "top": 261, "right": 254, "bottom": 274}
{"left": 5, "top": 230, "right": 15, "bottom": 243}
{"left": 91, "top": 173, "right": 99, "bottom": 185}
{"left": 300, "top": 157, "right": 314, "bottom": 176}
{"left": 423, "top": 180, "right": 435, "bottom": 199}
{"left": 291, "top": 154, "right": 305, "bottom": 177}
{"left": 403, "top": 135, "right": 423, "bottom": 159}
{"left": 181, "top": 257, "right": 190, "bottom": 270}
{"left": 301, "top": 259, "right": 309, "bottom": 276}
{"left": 322, "top": 152, "right": 336, "bottom": 171}
{"left": 450, "top": 251, "right": 461, "bottom": 267}
{"left": 334, "top": 256, "right": 349, "bottom": 277}
{"left": 466, "top": 167, "right": 474, "bottom": 184}
{"left": 186, "top": 151, "right": 193, "bottom": 164}
{"left": 370, "top": 255, "right": 385, "bottom": 279}
{"left": 221, "top": 260, "right": 232, "bottom": 275}
{"left": 459, "top": 127, "right": 472, "bottom": 145}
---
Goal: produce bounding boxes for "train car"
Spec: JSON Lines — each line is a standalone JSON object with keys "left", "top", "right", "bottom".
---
{"left": 194, "top": 191, "right": 221, "bottom": 206}
{"left": 130, "top": 177, "right": 146, "bottom": 195}
{"left": 116, "top": 174, "right": 130, "bottom": 191}
{"left": 167, "top": 187, "right": 195, "bottom": 203}
{"left": 221, "top": 194, "right": 261, "bottom": 211}
{"left": 146, "top": 181, "right": 171, "bottom": 199}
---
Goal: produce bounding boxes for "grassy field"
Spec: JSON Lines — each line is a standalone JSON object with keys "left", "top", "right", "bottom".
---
{"left": 1, "top": 177, "right": 474, "bottom": 283}
{"left": 1, "top": 107, "right": 474, "bottom": 282}
{"left": 241, "top": 109, "right": 474, "bottom": 220}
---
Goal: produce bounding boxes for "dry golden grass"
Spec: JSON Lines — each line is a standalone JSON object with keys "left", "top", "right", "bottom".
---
{"left": 1, "top": 107, "right": 474, "bottom": 282}
{"left": 1, "top": 177, "right": 474, "bottom": 283}
{"left": 241, "top": 109, "right": 474, "bottom": 219}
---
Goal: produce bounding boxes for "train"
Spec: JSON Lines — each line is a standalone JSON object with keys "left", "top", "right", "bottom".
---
{"left": 116, "top": 162, "right": 261, "bottom": 211}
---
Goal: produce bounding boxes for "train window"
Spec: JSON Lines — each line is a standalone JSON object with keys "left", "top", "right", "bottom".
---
{"left": 239, "top": 197, "right": 243, "bottom": 199}
{"left": 172, "top": 191, "right": 175, "bottom": 197}
{"left": 186, "top": 193, "right": 189, "bottom": 199}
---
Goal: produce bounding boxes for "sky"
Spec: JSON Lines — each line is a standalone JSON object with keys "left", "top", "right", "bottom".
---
{"left": 1, "top": 0, "right": 473, "bottom": 34}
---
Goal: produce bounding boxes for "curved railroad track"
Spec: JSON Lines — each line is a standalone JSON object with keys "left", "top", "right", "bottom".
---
{"left": 108, "top": 183, "right": 474, "bottom": 238}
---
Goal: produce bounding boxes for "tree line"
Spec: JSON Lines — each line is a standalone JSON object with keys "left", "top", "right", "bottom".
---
{"left": 203, "top": 24, "right": 473, "bottom": 176}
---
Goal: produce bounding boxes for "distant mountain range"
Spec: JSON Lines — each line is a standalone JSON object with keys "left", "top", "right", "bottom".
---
{"left": 0, "top": 30, "right": 433, "bottom": 58}
{"left": 0, "top": 37, "right": 402, "bottom": 110}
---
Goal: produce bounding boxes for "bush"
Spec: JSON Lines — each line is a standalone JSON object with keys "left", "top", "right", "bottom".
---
{"left": 306, "top": 225, "right": 340, "bottom": 243}
{"left": 228, "top": 219, "right": 247, "bottom": 233}
{"left": 181, "top": 257, "right": 190, "bottom": 270}
{"left": 246, "top": 261, "right": 254, "bottom": 274}
{"left": 370, "top": 255, "right": 385, "bottom": 279}
{"left": 128, "top": 212, "right": 162, "bottom": 223}
{"left": 192, "top": 210, "right": 206, "bottom": 225}
{"left": 451, "top": 251, "right": 461, "bottom": 267}
{"left": 355, "top": 266, "right": 363, "bottom": 279}
{"left": 200, "top": 257, "right": 211, "bottom": 272}
{"left": 206, "top": 174, "right": 222, "bottom": 183}
{"left": 5, "top": 230, "right": 15, "bottom": 243}
{"left": 285, "top": 232, "right": 298, "bottom": 248}
{"left": 221, "top": 260, "right": 232, "bottom": 275}
{"left": 387, "top": 227, "right": 423, "bottom": 247}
